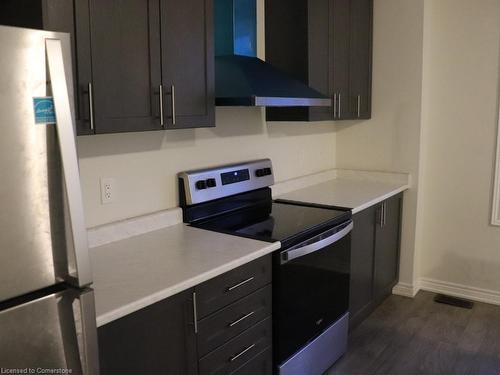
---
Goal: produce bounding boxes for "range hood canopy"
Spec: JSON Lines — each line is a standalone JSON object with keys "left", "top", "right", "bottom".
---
{"left": 214, "top": 0, "right": 331, "bottom": 107}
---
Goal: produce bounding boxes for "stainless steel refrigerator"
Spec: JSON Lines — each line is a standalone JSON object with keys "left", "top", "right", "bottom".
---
{"left": 0, "top": 26, "right": 99, "bottom": 374}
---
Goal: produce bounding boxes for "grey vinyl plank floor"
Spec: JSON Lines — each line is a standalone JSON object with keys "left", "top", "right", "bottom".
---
{"left": 326, "top": 291, "right": 500, "bottom": 375}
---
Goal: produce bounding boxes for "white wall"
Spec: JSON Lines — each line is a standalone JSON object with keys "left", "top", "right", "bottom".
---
{"left": 77, "top": 109, "right": 337, "bottom": 227}
{"left": 335, "top": 0, "right": 425, "bottom": 287}
{"left": 337, "top": 0, "right": 500, "bottom": 297}
{"left": 418, "top": 0, "right": 500, "bottom": 291}
{"left": 77, "top": 0, "right": 337, "bottom": 228}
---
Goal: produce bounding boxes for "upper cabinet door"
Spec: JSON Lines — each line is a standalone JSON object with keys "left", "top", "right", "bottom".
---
{"left": 308, "top": 0, "right": 332, "bottom": 121}
{"left": 85, "top": 0, "right": 162, "bottom": 133}
{"left": 160, "top": 0, "right": 215, "bottom": 129}
{"left": 330, "top": 0, "right": 351, "bottom": 120}
{"left": 349, "top": 0, "right": 373, "bottom": 119}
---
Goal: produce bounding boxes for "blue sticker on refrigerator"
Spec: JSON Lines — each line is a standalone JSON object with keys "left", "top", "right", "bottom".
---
{"left": 33, "top": 97, "right": 56, "bottom": 124}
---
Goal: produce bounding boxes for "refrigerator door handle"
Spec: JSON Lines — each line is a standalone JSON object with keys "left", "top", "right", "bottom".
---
{"left": 78, "top": 290, "right": 101, "bottom": 375}
{"left": 46, "top": 38, "right": 92, "bottom": 287}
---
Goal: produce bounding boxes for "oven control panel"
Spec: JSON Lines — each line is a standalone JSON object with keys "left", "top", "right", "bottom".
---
{"left": 178, "top": 159, "right": 274, "bottom": 205}
{"left": 221, "top": 168, "right": 250, "bottom": 185}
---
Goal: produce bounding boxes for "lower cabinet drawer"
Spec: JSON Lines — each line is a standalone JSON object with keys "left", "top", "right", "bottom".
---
{"left": 197, "top": 285, "right": 272, "bottom": 357}
{"left": 198, "top": 317, "right": 272, "bottom": 375}
{"left": 196, "top": 255, "right": 272, "bottom": 318}
{"left": 229, "top": 347, "right": 272, "bottom": 375}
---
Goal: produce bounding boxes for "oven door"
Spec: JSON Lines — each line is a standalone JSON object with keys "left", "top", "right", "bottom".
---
{"left": 274, "top": 220, "right": 352, "bottom": 367}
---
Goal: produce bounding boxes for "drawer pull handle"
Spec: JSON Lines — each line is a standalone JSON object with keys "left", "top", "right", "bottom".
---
{"left": 227, "top": 277, "right": 254, "bottom": 292}
{"left": 193, "top": 291, "right": 198, "bottom": 334}
{"left": 229, "top": 343, "right": 256, "bottom": 362}
{"left": 229, "top": 311, "right": 255, "bottom": 327}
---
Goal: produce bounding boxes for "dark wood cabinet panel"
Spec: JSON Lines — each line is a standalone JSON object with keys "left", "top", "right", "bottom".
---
{"left": 331, "top": 0, "right": 351, "bottom": 120}
{"left": 98, "top": 289, "right": 197, "bottom": 375}
{"left": 373, "top": 195, "right": 402, "bottom": 302}
{"left": 231, "top": 347, "right": 273, "bottom": 375}
{"left": 160, "top": 0, "right": 215, "bottom": 129}
{"left": 197, "top": 285, "right": 272, "bottom": 357}
{"left": 198, "top": 317, "right": 272, "bottom": 375}
{"left": 195, "top": 254, "right": 272, "bottom": 319}
{"left": 5, "top": 0, "right": 214, "bottom": 134}
{"left": 349, "top": 194, "right": 402, "bottom": 329}
{"left": 349, "top": 0, "right": 373, "bottom": 119}
{"left": 265, "top": 0, "right": 373, "bottom": 122}
{"left": 308, "top": 0, "right": 333, "bottom": 121}
{"left": 87, "top": 0, "right": 162, "bottom": 134}
{"left": 265, "top": 0, "right": 331, "bottom": 122}
{"left": 349, "top": 204, "right": 376, "bottom": 326}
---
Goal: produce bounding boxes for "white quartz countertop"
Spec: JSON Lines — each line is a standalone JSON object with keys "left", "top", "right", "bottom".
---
{"left": 90, "top": 224, "right": 280, "bottom": 327}
{"left": 276, "top": 178, "right": 409, "bottom": 214}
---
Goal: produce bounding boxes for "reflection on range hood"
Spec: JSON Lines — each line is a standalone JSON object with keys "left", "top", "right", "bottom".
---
{"left": 215, "top": 55, "right": 332, "bottom": 107}
{"left": 215, "top": 0, "right": 331, "bottom": 107}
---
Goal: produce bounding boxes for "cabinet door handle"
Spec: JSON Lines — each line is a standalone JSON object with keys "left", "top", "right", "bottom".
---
{"left": 88, "top": 82, "right": 94, "bottom": 132}
{"left": 229, "top": 311, "right": 255, "bottom": 327}
{"left": 170, "top": 84, "right": 176, "bottom": 125}
{"left": 192, "top": 291, "right": 198, "bottom": 334}
{"left": 338, "top": 94, "right": 341, "bottom": 118}
{"left": 159, "top": 84, "right": 165, "bottom": 127}
{"left": 383, "top": 202, "right": 387, "bottom": 227}
{"left": 229, "top": 343, "right": 256, "bottom": 362}
{"left": 357, "top": 95, "right": 361, "bottom": 118}
{"left": 378, "top": 203, "right": 384, "bottom": 227}
{"left": 227, "top": 277, "right": 254, "bottom": 292}
{"left": 380, "top": 202, "right": 386, "bottom": 227}
{"left": 333, "top": 93, "right": 337, "bottom": 119}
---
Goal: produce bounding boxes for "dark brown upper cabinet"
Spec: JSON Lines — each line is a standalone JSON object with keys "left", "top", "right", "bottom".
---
{"left": 10, "top": 0, "right": 216, "bottom": 134}
{"left": 79, "top": 0, "right": 214, "bottom": 133}
{"left": 78, "top": 0, "right": 163, "bottom": 134}
{"left": 265, "top": 0, "right": 373, "bottom": 122}
{"left": 348, "top": 0, "right": 373, "bottom": 119}
{"left": 160, "top": 0, "right": 215, "bottom": 129}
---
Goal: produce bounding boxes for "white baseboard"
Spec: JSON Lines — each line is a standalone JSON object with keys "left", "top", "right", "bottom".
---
{"left": 392, "top": 282, "right": 420, "bottom": 297}
{"left": 418, "top": 277, "right": 500, "bottom": 306}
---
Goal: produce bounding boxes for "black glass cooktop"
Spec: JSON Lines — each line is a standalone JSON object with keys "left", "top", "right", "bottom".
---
{"left": 192, "top": 201, "right": 351, "bottom": 248}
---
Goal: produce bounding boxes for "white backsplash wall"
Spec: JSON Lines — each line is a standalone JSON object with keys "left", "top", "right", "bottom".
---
{"left": 77, "top": 107, "right": 336, "bottom": 228}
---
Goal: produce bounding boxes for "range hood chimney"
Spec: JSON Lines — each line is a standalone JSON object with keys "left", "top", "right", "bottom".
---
{"left": 214, "top": 0, "right": 331, "bottom": 107}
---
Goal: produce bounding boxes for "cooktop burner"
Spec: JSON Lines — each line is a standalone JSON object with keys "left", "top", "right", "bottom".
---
{"left": 192, "top": 201, "right": 350, "bottom": 248}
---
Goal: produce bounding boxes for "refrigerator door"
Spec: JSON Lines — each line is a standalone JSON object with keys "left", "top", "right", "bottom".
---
{"left": 0, "top": 26, "right": 91, "bottom": 301}
{"left": 0, "top": 287, "right": 99, "bottom": 374}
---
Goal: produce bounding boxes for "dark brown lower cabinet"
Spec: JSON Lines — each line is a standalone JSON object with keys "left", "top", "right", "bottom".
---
{"left": 98, "top": 256, "right": 272, "bottom": 375}
{"left": 373, "top": 195, "right": 403, "bottom": 302}
{"left": 98, "top": 289, "right": 197, "bottom": 375}
{"left": 349, "top": 204, "right": 377, "bottom": 327}
{"left": 349, "top": 194, "right": 403, "bottom": 328}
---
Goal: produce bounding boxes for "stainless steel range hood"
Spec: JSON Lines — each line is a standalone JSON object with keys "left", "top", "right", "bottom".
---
{"left": 215, "top": 0, "right": 331, "bottom": 107}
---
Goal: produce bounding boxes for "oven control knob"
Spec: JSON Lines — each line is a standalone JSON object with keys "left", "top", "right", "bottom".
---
{"left": 255, "top": 168, "right": 265, "bottom": 177}
{"left": 206, "top": 178, "right": 217, "bottom": 188}
{"left": 195, "top": 180, "right": 207, "bottom": 190}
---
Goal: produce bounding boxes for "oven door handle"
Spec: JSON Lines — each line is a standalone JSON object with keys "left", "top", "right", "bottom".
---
{"left": 280, "top": 221, "right": 353, "bottom": 264}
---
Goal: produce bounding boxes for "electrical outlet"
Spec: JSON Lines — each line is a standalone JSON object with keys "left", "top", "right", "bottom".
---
{"left": 100, "top": 177, "right": 115, "bottom": 204}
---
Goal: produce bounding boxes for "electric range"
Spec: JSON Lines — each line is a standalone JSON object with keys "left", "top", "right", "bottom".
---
{"left": 179, "top": 159, "right": 352, "bottom": 375}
